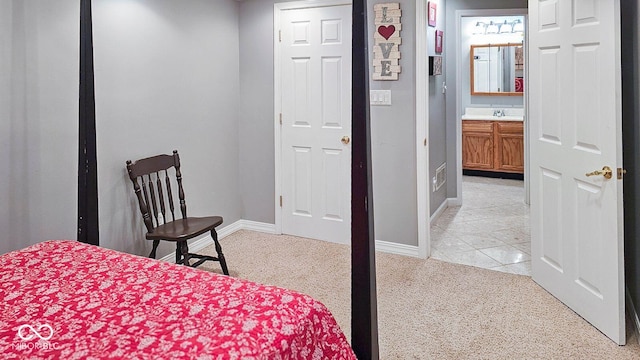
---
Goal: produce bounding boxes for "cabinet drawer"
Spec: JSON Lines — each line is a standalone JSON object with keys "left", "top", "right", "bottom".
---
{"left": 496, "top": 121, "right": 523, "bottom": 134}
{"left": 462, "top": 120, "right": 493, "bottom": 133}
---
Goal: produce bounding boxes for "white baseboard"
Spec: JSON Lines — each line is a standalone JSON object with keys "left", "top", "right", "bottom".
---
{"left": 626, "top": 288, "right": 640, "bottom": 345}
{"left": 158, "top": 220, "right": 276, "bottom": 262}
{"left": 375, "top": 240, "right": 421, "bottom": 258}
{"left": 447, "top": 197, "right": 462, "bottom": 206}
{"left": 430, "top": 198, "right": 449, "bottom": 223}
{"left": 240, "top": 220, "right": 277, "bottom": 234}
{"left": 157, "top": 219, "right": 423, "bottom": 261}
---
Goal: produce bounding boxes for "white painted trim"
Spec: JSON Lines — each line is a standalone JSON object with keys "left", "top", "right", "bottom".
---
{"left": 626, "top": 288, "right": 640, "bottom": 345}
{"left": 275, "top": 0, "right": 352, "bottom": 11}
{"left": 447, "top": 197, "right": 462, "bottom": 207}
{"left": 273, "top": 0, "right": 353, "bottom": 238}
{"left": 524, "top": 15, "right": 531, "bottom": 205}
{"left": 216, "top": 220, "right": 245, "bottom": 239}
{"left": 375, "top": 240, "right": 421, "bottom": 258}
{"left": 241, "top": 220, "right": 277, "bottom": 234}
{"left": 430, "top": 198, "right": 449, "bottom": 223}
{"left": 274, "top": 5, "right": 283, "bottom": 236}
{"left": 158, "top": 220, "right": 276, "bottom": 263}
{"left": 455, "top": 10, "right": 465, "bottom": 211}
{"left": 415, "top": 0, "right": 430, "bottom": 260}
{"left": 159, "top": 222, "right": 422, "bottom": 261}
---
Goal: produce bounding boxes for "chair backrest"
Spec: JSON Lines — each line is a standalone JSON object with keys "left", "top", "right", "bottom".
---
{"left": 126, "top": 150, "right": 187, "bottom": 233}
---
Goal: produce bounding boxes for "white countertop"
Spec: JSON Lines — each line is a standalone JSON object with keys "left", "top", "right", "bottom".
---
{"left": 462, "top": 107, "right": 524, "bottom": 122}
{"left": 461, "top": 115, "right": 524, "bottom": 121}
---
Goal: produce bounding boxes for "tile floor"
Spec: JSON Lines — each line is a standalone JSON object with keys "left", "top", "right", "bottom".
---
{"left": 430, "top": 175, "right": 531, "bottom": 276}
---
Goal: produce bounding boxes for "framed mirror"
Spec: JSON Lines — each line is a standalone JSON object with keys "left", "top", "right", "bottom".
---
{"left": 470, "top": 43, "right": 524, "bottom": 96}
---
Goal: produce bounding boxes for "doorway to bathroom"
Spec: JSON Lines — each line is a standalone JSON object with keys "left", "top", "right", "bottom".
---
{"left": 430, "top": 10, "right": 531, "bottom": 276}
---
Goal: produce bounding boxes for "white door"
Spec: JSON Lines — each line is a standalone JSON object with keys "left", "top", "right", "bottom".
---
{"left": 529, "top": 0, "right": 625, "bottom": 344}
{"left": 279, "top": 5, "right": 352, "bottom": 244}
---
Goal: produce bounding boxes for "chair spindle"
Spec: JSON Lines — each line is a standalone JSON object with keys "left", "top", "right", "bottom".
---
{"left": 141, "top": 176, "right": 154, "bottom": 227}
{"left": 129, "top": 170, "right": 154, "bottom": 233}
{"left": 147, "top": 174, "right": 160, "bottom": 227}
{"left": 156, "top": 171, "right": 166, "bottom": 224}
{"left": 173, "top": 151, "right": 187, "bottom": 218}
{"left": 165, "top": 169, "right": 176, "bottom": 222}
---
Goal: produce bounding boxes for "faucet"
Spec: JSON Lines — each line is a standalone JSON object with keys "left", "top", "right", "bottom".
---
{"left": 493, "top": 109, "right": 505, "bottom": 117}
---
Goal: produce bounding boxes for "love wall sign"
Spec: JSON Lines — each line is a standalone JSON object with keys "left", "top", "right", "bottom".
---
{"left": 373, "top": 3, "right": 401, "bottom": 80}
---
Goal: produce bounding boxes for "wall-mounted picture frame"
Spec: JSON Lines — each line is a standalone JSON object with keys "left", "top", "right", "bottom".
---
{"left": 428, "top": 2, "right": 437, "bottom": 27}
{"left": 435, "top": 30, "right": 443, "bottom": 53}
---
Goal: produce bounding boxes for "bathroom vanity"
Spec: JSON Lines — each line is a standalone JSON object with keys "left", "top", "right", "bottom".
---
{"left": 461, "top": 108, "right": 524, "bottom": 174}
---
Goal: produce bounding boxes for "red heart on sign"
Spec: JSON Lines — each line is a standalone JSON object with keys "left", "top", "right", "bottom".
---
{"left": 377, "top": 25, "right": 396, "bottom": 40}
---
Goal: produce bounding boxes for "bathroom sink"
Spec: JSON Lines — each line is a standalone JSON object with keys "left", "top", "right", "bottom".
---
{"left": 461, "top": 114, "right": 523, "bottom": 121}
{"left": 462, "top": 107, "right": 524, "bottom": 121}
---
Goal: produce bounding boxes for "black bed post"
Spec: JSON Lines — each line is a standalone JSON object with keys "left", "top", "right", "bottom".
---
{"left": 351, "top": 0, "right": 379, "bottom": 358}
{"left": 78, "top": 0, "right": 99, "bottom": 246}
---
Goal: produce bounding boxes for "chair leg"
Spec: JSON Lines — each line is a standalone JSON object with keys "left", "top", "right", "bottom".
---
{"left": 211, "top": 229, "right": 229, "bottom": 275}
{"left": 179, "top": 241, "right": 190, "bottom": 266}
{"left": 149, "top": 240, "right": 160, "bottom": 258}
{"left": 175, "top": 243, "right": 182, "bottom": 264}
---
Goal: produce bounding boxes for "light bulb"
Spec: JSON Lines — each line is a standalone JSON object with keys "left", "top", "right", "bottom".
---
{"left": 486, "top": 21, "right": 499, "bottom": 34}
{"left": 512, "top": 19, "right": 524, "bottom": 33}
{"left": 499, "top": 20, "right": 512, "bottom": 33}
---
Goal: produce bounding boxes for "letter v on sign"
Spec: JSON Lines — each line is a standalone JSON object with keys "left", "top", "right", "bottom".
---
{"left": 379, "top": 43, "right": 393, "bottom": 59}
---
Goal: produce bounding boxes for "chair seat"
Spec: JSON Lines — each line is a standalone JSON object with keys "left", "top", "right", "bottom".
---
{"left": 146, "top": 216, "right": 223, "bottom": 241}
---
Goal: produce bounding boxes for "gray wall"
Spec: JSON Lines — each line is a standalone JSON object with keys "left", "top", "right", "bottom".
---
{"left": 238, "top": 0, "right": 278, "bottom": 224}
{"left": 0, "top": 0, "right": 79, "bottom": 255}
{"left": 428, "top": 0, "right": 447, "bottom": 215}
{"left": 240, "top": 0, "right": 419, "bottom": 246}
{"left": 622, "top": 0, "right": 640, "bottom": 332}
{"left": 444, "top": 0, "right": 528, "bottom": 199}
{"left": 368, "top": 0, "right": 418, "bottom": 245}
{"left": 0, "top": 0, "right": 242, "bottom": 258}
{"left": 93, "top": 0, "right": 242, "bottom": 257}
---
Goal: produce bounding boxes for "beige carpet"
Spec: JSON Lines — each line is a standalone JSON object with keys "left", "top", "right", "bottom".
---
{"left": 198, "top": 230, "right": 640, "bottom": 359}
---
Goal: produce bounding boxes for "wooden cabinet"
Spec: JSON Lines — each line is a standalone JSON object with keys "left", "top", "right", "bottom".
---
{"left": 462, "top": 120, "right": 524, "bottom": 174}
{"left": 462, "top": 121, "right": 494, "bottom": 170}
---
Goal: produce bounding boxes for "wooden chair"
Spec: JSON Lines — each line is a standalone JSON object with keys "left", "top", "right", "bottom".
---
{"left": 126, "top": 150, "right": 229, "bottom": 275}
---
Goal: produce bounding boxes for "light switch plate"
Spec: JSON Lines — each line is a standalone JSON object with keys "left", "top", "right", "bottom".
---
{"left": 370, "top": 90, "right": 391, "bottom": 106}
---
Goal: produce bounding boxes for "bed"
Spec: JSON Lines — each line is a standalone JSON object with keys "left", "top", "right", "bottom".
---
{"left": 0, "top": 241, "right": 356, "bottom": 359}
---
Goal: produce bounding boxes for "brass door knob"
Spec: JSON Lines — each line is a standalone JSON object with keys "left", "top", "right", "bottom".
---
{"left": 585, "top": 166, "right": 613, "bottom": 180}
{"left": 341, "top": 136, "right": 350, "bottom": 145}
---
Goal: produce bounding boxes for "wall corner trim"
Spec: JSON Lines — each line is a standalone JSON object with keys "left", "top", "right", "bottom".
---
{"left": 447, "top": 197, "right": 462, "bottom": 207}
{"left": 375, "top": 240, "right": 421, "bottom": 258}
{"left": 430, "top": 198, "right": 450, "bottom": 223}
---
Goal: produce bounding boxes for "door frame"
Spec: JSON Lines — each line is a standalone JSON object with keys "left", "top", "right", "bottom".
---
{"left": 273, "top": 0, "right": 353, "bottom": 235}
{"left": 453, "top": 8, "right": 529, "bottom": 210}
{"left": 416, "top": 0, "right": 430, "bottom": 258}
{"left": 276, "top": 0, "right": 431, "bottom": 257}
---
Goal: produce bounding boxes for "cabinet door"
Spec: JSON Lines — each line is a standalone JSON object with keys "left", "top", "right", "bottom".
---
{"left": 495, "top": 121, "right": 524, "bottom": 173}
{"left": 462, "top": 121, "right": 494, "bottom": 170}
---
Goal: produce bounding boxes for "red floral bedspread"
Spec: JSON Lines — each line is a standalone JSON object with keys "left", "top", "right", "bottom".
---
{"left": 0, "top": 241, "right": 356, "bottom": 360}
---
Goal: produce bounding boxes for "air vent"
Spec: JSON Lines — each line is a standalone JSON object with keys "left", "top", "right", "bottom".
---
{"left": 434, "top": 163, "right": 446, "bottom": 192}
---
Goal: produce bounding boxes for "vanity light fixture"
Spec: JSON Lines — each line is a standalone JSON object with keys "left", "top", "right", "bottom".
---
{"left": 471, "top": 18, "right": 525, "bottom": 36}
{"left": 512, "top": 19, "right": 524, "bottom": 33}
{"left": 499, "top": 20, "right": 512, "bottom": 33}
{"left": 485, "top": 21, "right": 499, "bottom": 34}
{"left": 473, "top": 21, "right": 486, "bottom": 35}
